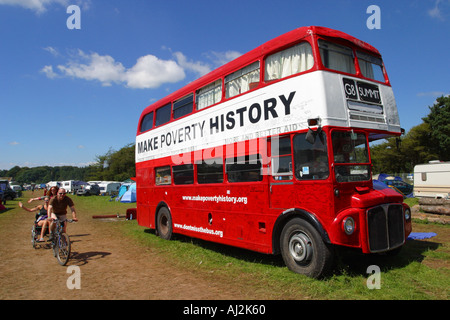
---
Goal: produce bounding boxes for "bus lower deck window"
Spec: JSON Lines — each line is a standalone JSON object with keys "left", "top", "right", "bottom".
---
{"left": 197, "top": 159, "right": 224, "bottom": 184}
{"left": 226, "top": 154, "right": 262, "bottom": 182}
{"left": 173, "top": 164, "right": 194, "bottom": 185}
{"left": 155, "top": 166, "right": 171, "bottom": 185}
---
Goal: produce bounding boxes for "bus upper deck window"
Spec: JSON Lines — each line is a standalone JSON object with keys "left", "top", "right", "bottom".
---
{"left": 196, "top": 80, "right": 222, "bottom": 110}
{"left": 265, "top": 42, "right": 314, "bottom": 81}
{"left": 173, "top": 94, "right": 193, "bottom": 119}
{"left": 318, "top": 39, "right": 355, "bottom": 74}
{"left": 140, "top": 111, "right": 153, "bottom": 133}
{"left": 155, "top": 103, "right": 171, "bottom": 127}
{"left": 225, "top": 61, "right": 260, "bottom": 99}
{"left": 357, "top": 51, "right": 385, "bottom": 82}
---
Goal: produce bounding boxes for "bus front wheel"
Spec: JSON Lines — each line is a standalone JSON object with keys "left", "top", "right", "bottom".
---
{"left": 280, "top": 218, "right": 333, "bottom": 278}
{"left": 156, "top": 207, "right": 173, "bottom": 240}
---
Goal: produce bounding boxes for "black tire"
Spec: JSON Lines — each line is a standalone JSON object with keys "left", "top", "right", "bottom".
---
{"left": 280, "top": 218, "right": 333, "bottom": 278}
{"left": 55, "top": 233, "right": 71, "bottom": 266}
{"left": 156, "top": 207, "right": 173, "bottom": 240}
{"left": 31, "top": 225, "right": 37, "bottom": 249}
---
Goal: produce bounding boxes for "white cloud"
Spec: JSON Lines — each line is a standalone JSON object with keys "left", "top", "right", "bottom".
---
{"left": 41, "top": 50, "right": 204, "bottom": 89}
{"left": 0, "top": 0, "right": 68, "bottom": 13}
{"left": 173, "top": 52, "right": 211, "bottom": 77}
{"left": 43, "top": 46, "right": 60, "bottom": 57}
{"left": 56, "top": 51, "right": 126, "bottom": 87}
{"left": 42, "top": 48, "right": 243, "bottom": 89}
{"left": 206, "top": 50, "right": 242, "bottom": 67}
{"left": 8, "top": 141, "right": 19, "bottom": 146}
{"left": 0, "top": 0, "right": 91, "bottom": 13}
{"left": 417, "top": 91, "right": 448, "bottom": 97}
{"left": 428, "top": 0, "right": 449, "bottom": 20}
{"left": 41, "top": 65, "right": 58, "bottom": 78}
{"left": 124, "top": 54, "right": 185, "bottom": 89}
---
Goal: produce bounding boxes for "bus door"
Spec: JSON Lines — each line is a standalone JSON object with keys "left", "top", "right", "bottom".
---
{"left": 269, "top": 132, "right": 331, "bottom": 210}
{"left": 269, "top": 135, "right": 296, "bottom": 209}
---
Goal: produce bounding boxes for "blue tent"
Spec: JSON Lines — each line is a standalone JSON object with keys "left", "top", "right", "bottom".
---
{"left": 120, "top": 183, "right": 136, "bottom": 203}
{"left": 118, "top": 185, "right": 128, "bottom": 198}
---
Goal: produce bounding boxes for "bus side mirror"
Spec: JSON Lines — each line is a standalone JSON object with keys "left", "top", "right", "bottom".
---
{"left": 306, "top": 128, "right": 316, "bottom": 144}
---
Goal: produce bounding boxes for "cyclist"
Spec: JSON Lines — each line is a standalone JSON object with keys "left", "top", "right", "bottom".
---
{"left": 48, "top": 188, "right": 78, "bottom": 239}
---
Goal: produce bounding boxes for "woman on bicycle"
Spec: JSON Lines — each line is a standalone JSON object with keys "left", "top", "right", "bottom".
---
{"left": 28, "top": 186, "right": 59, "bottom": 203}
{"left": 19, "top": 197, "right": 50, "bottom": 242}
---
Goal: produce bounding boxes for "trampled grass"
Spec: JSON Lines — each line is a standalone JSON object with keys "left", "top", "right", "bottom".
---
{"left": 13, "top": 191, "right": 449, "bottom": 300}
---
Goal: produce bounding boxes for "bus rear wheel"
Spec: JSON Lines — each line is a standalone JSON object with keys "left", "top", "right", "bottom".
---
{"left": 156, "top": 207, "right": 173, "bottom": 240}
{"left": 280, "top": 218, "right": 333, "bottom": 279}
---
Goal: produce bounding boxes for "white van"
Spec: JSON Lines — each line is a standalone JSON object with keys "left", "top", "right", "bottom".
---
{"left": 413, "top": 161, "right": 450, "bottom": 199}
{"left": 10, "top": 185, "right": 22, "bottom": 192}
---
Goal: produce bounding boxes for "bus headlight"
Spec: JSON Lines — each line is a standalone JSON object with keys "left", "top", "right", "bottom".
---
{"left": 343, "top": 217, "right": 355, "bottom": 235}
{"left": 404, "top": 208, "right": 411, "bottom": 220}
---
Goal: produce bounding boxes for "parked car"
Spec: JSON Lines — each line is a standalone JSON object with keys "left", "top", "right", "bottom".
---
{"left": 76, "top": 184, "right": 100, "bottom": 196}
{"left": 0, "top": 181, "right": 17, "bottom": 203}
{"left": 382, "top": 178, "right": 413, "bottom": 196}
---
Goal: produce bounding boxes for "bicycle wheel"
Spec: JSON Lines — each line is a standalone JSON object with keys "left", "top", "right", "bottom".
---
{"left": 55, "top": 233, "right": 71, "bottom": 266}
{"left": 31, "top": 225, "right": 37, "bottom": 249}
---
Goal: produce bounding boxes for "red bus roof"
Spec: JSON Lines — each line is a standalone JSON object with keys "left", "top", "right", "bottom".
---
{"left": 139, "top": 26, "right": 381, "bottom": 124}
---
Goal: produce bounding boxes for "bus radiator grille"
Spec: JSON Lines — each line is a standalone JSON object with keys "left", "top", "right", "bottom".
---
{"left": 367, "top": 204, "right": 405, "bottom": 252}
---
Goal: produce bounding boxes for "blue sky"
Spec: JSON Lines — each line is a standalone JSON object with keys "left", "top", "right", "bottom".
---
{"left": 0, "top": 0, "right": 449, "bottom": 170}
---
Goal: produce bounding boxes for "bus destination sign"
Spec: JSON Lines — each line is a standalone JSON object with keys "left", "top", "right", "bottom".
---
{"left": 343, "top": 78, "right": 381, "bottom": 104}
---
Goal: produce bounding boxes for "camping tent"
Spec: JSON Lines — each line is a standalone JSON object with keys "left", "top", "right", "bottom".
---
{"left": 118, "top": 185, "right": 128, "bottom": 198}
{"left": 120, "top": 183, "right": 136, "bottom": 203}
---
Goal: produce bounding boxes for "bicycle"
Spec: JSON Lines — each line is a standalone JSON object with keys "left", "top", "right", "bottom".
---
{"left": 50, "top": 219, "right": 75, "bottom": 266}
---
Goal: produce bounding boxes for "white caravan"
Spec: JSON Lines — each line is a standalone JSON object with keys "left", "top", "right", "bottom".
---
{"left": 413, "top": 161, "right": 450, "bottom": 199}
{"left": 98, "top": 181, "right": 121, "bottom": 195}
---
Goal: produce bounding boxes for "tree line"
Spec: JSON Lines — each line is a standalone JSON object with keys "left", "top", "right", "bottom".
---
{"left": 371, "top": 95, "right": 449, "bottom": 173}
{"left": 1, "top": 96, "right": 448, "bottom": 184}
{"left": 0, "top": 144, "right": 135, "bottom": 185}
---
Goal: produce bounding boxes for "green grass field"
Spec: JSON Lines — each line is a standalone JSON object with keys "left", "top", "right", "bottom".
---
{"left": 4, "top": 191, "right": 449, "bottom": 299}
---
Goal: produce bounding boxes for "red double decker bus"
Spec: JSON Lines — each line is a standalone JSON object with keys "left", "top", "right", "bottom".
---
{"left": 135, "top": 26, "right": 412, "bottom": 278}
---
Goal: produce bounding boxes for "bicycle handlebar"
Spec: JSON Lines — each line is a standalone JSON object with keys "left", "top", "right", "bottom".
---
{"left": 50, "top": 218, "right": 77, "bottom": 223}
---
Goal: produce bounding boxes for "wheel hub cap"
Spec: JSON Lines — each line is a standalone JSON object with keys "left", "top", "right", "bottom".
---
{"left": 289, "top": 232, "right": 313, "bottom": 262}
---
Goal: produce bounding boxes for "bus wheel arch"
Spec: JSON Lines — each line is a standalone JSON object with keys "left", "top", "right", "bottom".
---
{"left": 155, "top": 203, "right": 173, "bottom": 240}
{"left": 273, "top": 209, "right": 334, "bottom": 278}
{"left": 272, "top": 208, "right": 330, "bottom": 254}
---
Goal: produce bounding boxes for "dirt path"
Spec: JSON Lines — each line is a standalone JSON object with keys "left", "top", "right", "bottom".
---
{"left": 0, "top": 195, "right": 258, "bottom": 300}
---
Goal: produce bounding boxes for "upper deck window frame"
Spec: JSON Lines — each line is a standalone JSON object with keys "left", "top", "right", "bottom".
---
{"left": 225, "top": 61, "right": 260, "bottom": 99}
{"left": 173, "top": 94, "right": 194, "bottom": 120}
{"left": 264, "top": 41, "right": 314, "bottom": 82}
{"left": 196, "top": 80, "right": 222, "bottom": 110}
{"left": 140, "top": 111, "right": 154, "bottom": 133}
{"left": 318, "top": 39, "right": 356, "bottom": 75}
{"left": 155, "top": 103, "right": 172, "bottom": 127}
{"left": 356, "top": 51, "right": 386, "bottom": 83}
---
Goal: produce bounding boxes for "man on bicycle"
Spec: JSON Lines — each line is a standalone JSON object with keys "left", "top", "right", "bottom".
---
{"left": 48, "top": 188, "right": 78, "bottom": 239}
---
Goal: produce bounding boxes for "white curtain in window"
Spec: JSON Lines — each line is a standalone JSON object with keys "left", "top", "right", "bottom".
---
{"left": 197, "top": 80, "right": 222, "bottom": 109}
{"left": 265, "top": 43, "right": 314, "bottom": 81}
{"left": 358, "top": 59, "right": 375, "bottom": 79}
{"left": 226, "top": 69, "right": 260, "bottom": 98}
{"left": 326, "top": 50, "right": 355, "bottom": 74}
